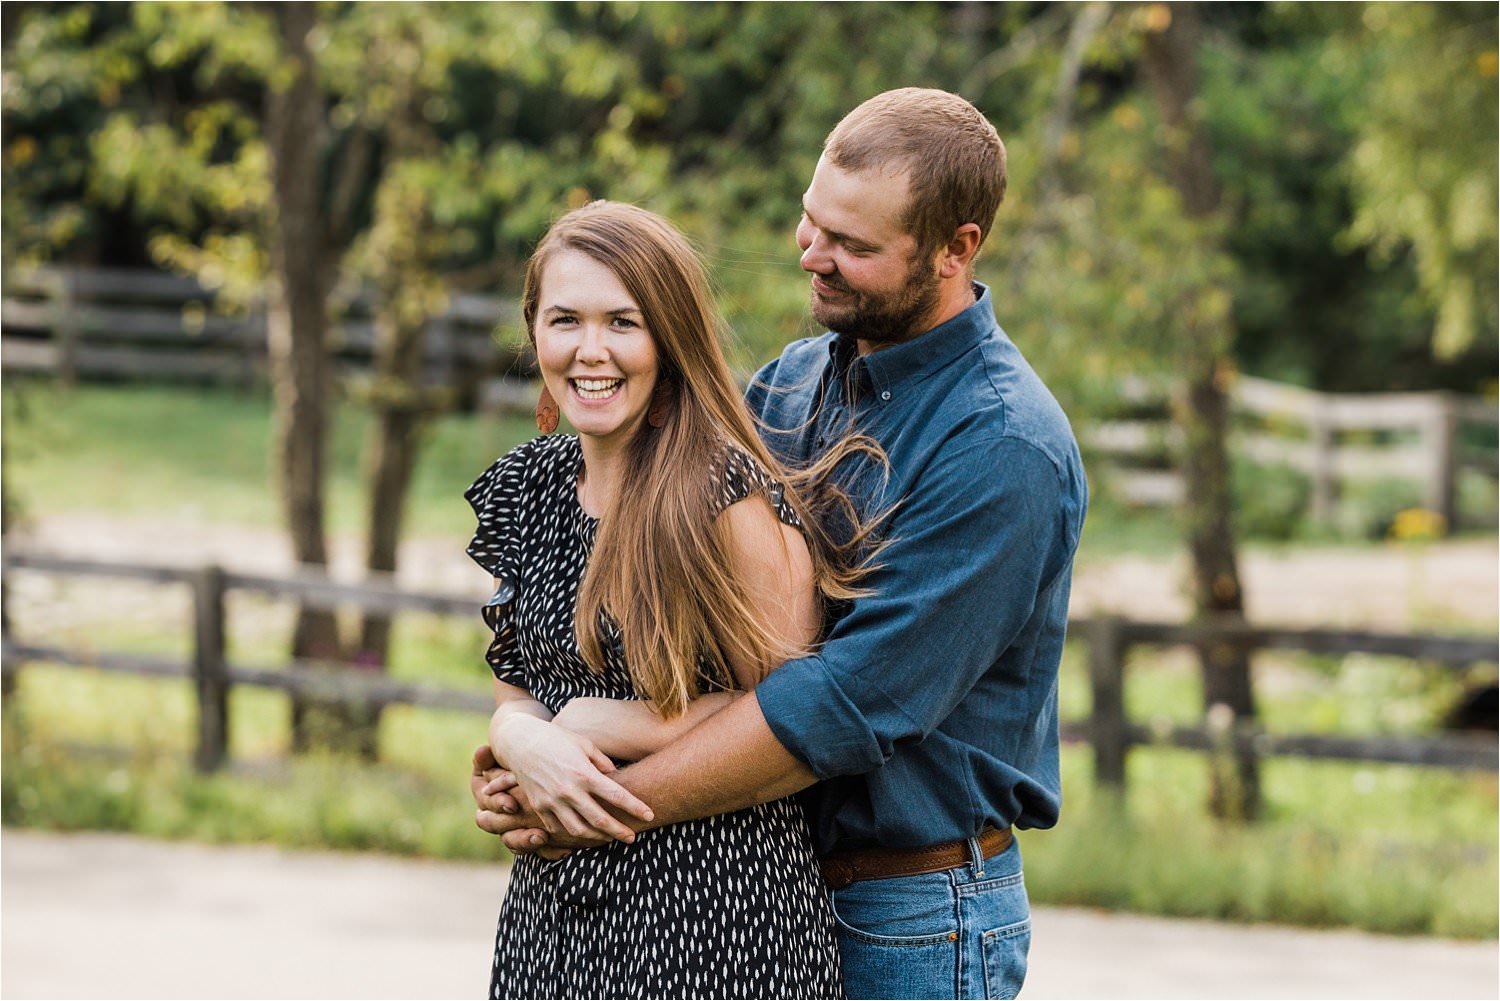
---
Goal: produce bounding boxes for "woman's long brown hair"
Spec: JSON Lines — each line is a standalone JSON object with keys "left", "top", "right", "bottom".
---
{"left": 522, "top": 201, "right": 887, "bottom": 717}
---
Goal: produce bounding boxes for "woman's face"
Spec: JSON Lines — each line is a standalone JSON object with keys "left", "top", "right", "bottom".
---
{"left": 534, "top": 249, "right": 660, "bottom": 449}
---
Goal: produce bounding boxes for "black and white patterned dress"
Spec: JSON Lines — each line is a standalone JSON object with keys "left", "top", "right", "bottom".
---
{"left": 465, "top": 434, "right": 842, "bottom": 1000}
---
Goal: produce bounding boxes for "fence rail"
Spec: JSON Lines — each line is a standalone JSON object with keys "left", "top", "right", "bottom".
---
{"left": 3, "top": 547, "right": 1494, "bottom": 782}
{"left": 1, "top": 265, "right": 524, "bottom": 391}
{"left": 1089, "top": 374, "right": 1498, "bottom": 531}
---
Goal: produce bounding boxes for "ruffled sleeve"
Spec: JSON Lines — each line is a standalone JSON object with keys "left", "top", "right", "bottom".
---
{"left": 718, "top": 446, "right": 803, "bottom": 531}
{"left": 464, "top": 443, "right": 532, "bottom": 686}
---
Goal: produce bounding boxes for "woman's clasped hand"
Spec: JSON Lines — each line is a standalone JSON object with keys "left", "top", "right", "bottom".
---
{"left": 486, "top": 711, "right": 651, "bottom": 843}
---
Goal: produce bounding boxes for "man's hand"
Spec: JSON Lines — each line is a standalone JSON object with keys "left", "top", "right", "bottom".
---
{"left": 470, "top": 743, "right": 519, "bottom": 815}
{"left": 475, "top": 798, "right": 609, "bottom": 857}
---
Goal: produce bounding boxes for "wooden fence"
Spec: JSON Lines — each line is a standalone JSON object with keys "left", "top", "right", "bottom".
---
{"left": 1, "top": 265, "right": 523, "bottom": 392}
{"left": 6, "top": 266, "right": 1495, "bottom": 527}
{"left": 3, "top": 548, "right": 1494, "bottom": 780}
{"left": 1069, "top": 616, "right": 1497, "bottom": 786}
{"left": 1088, "top": 375, "right": 1498, "bottom": 531}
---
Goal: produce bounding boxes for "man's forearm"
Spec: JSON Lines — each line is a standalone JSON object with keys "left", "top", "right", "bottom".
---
{"left": 616, "top": 691, "right": 816, "bottom": 828}
{"left": 475, "top": 692, "right": 818, "bottom": 853}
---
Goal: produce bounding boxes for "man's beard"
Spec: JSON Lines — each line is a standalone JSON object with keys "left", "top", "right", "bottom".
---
{"left": 810, "top": 256, "right": 942, "bottom": 345}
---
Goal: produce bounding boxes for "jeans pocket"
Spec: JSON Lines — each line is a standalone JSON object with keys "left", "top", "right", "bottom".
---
{"left": 831, "top": 871, "right": 956, "bottom": 944}
{"left": 838, "top": 930, "right": 959, "bottom": 1000}
{"left": 832, "top": 873, "right": 959, "bottom": 999}
{"left": 980, "top": 918, "right": 1031, "bottom": 1000}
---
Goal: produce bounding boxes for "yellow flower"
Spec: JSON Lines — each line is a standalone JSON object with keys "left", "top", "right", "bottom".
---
{"left": 1389, "top": 508, "right": 1446, "bottom": 542}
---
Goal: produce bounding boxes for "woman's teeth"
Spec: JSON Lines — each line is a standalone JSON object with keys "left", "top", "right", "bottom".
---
{"left": 572, "top": 378, "right": 623, "bottom": 400}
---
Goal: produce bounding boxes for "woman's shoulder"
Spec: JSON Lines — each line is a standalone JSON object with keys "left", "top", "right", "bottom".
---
{"left": 714, "top": 442, "right": 802, "bottom": 531}
{"left": 466, "top": 435, "right": 577, "bottom": 504}
{"left": 464, "top": 435, "right": 578, "bottom": 578}
{"left": 493, "top": 432, "right": 579, "bottom": 476}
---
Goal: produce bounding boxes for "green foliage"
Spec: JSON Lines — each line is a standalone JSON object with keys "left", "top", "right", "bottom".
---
{"left": 1231, "top": 459, "right": 1311, "bottom": 542}
{"left": 1335, "top": 476, "right": 1427, "bottom": 542}
{"left": 5, "top": 2, "right": 1495, "bottom": 397}
{"left": 1339, "top": 3, "right": 1498, "bottom": 360}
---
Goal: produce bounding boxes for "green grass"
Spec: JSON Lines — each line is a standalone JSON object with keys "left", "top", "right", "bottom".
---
{"left": 1021, "top": 749, "right": 1497, "bottom": 938}
{"left": 8, "top": 380, "right": 1197, "bottom": 559}
{"left": 4, "top": 622, "right": 1496, "bottom": 938}
{"left": 3, "top": 709, "right": 505, "bottom": 862}
{"left": 3, "top": 378, "right": 537, "bottom": 538}
{"left": 12, "top": 380, "right": 1493, "bottom": 565}
{"left": 3, "top": 610, "right": 505, "bottom": 859}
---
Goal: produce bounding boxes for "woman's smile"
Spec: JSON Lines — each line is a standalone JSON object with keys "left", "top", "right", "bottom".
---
{"left": 570, "top": 376, "right": 625, "bottom": 402}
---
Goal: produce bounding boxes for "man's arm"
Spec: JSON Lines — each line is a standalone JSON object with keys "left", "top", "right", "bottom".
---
{"left": 476, "top": 693, "right": 812, "bottom": 851}
{"left": 618, "top": 691, "right": 815, "bottom": 817}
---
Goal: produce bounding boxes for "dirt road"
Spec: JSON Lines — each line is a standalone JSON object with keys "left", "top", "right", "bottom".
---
{"left": 3, "top": 830, "right": 1495, "bottom": 1000}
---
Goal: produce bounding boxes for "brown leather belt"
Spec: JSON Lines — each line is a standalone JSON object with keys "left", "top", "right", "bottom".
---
{"left": 818, "top": 827, "right": 1013, "bottom": 890}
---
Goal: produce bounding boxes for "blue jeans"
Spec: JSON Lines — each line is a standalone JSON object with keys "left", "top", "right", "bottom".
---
{"left": 830, "top": 836, "right": 1030, "bottom": 1000}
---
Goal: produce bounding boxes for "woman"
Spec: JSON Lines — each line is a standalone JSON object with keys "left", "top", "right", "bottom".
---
{"left": 464, "top": 201, "right": 881, "bottom": 999}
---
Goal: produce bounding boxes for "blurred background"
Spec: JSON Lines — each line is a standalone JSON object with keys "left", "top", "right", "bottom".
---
{"left": 1, "top": 1, "right": 1496, "bottom": 995}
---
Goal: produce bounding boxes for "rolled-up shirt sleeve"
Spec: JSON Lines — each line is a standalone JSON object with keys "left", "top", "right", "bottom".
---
{"left": 756, "top": 433, "right": 1072, "bottom": 779}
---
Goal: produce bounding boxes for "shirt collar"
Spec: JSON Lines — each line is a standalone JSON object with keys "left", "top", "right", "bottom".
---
{"left": 826, "top": 282, "right": 997, "bottom": 398}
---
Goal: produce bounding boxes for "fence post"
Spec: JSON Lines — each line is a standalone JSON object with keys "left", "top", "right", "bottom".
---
{"left": 240, "top": 305, "right": 265, "bottom": 394}
{"left": 192, "top": 564, "right": 229, "bottom": 773}
{"left": 0, "top": 553, "right": 16, "bottom": 700}
{"left": 1422, "top": 393, "right": 1459, "bottom": 533}
{"left": 53, "top": 268, "right": 80, "bottom": 387}
{"left": 1308, "top": 402, "right": 1338, "bottom": 527}
{"left": 426, "top": 313, "right": 454, "bottom": 390}
{"left": 1088, "top": 616, "right": 1129, "bottom": 790}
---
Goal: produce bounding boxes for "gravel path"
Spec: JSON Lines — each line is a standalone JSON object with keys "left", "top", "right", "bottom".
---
{"left": 3, "top": 830, "right": 1496, "bottom": 1000}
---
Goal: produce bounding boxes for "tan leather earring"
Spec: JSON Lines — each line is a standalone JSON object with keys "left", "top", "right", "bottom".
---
{"left": 646, "top": 381, "right": 672, "bottom": 429}
{"left": 535, "top": 384, "right": 559, "bottom": 434}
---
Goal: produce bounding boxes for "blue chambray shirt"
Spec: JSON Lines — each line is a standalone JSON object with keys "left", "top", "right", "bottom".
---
{"left": 748, "top": 284, "right": 1087, "bottom": 853}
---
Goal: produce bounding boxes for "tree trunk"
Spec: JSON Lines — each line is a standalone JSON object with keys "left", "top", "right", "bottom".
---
{"left": 1, "top": 416, "right": 14, "bottom": 701}
{"left": 1141, "top": 1, "right": 1260, "bottom": 820}
{"left": 348, "top": 235, "right": 434, "bottom": 757}
{"left": 264, "top": 2, "right": 344, "bottom": 752}
{"left": 342, "top": 69, "right": 445, "bottom": 756}
{"left": 356, "top": 307, "right": 428, "bottom": 657}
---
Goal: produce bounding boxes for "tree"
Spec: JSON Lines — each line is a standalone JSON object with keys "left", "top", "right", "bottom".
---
{"left": 1140, "top": 1, "right": 1258, "bottom": 819}
{"left": 262, "top": 3, "right": 345, "bottom": 746}
{"left": 1341, "top": 3, "right": 1498, "bottom": 361}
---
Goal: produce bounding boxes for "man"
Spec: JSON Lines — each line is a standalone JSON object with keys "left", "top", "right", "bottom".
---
{"left": 474, "top": 87, "right": 1086, "bottom": 1000}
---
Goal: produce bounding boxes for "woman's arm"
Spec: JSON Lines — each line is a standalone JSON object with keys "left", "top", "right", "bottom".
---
{"left": 479, "top": 497, "right": 816, "bottom": 843}
{"left": 552, "top": 692, "right": 743, "bottom": 762}
{"left": 719, "top": 493, "right": 821, "bottom": 690}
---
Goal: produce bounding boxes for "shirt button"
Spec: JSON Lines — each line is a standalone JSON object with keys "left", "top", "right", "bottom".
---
{"left": 880, "top": 390, "right": 892, "bottom": 401}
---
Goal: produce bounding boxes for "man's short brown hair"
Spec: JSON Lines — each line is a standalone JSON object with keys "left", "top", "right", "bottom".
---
{"left": 824, "top": 88, "right": 1007, "bottom": 259}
